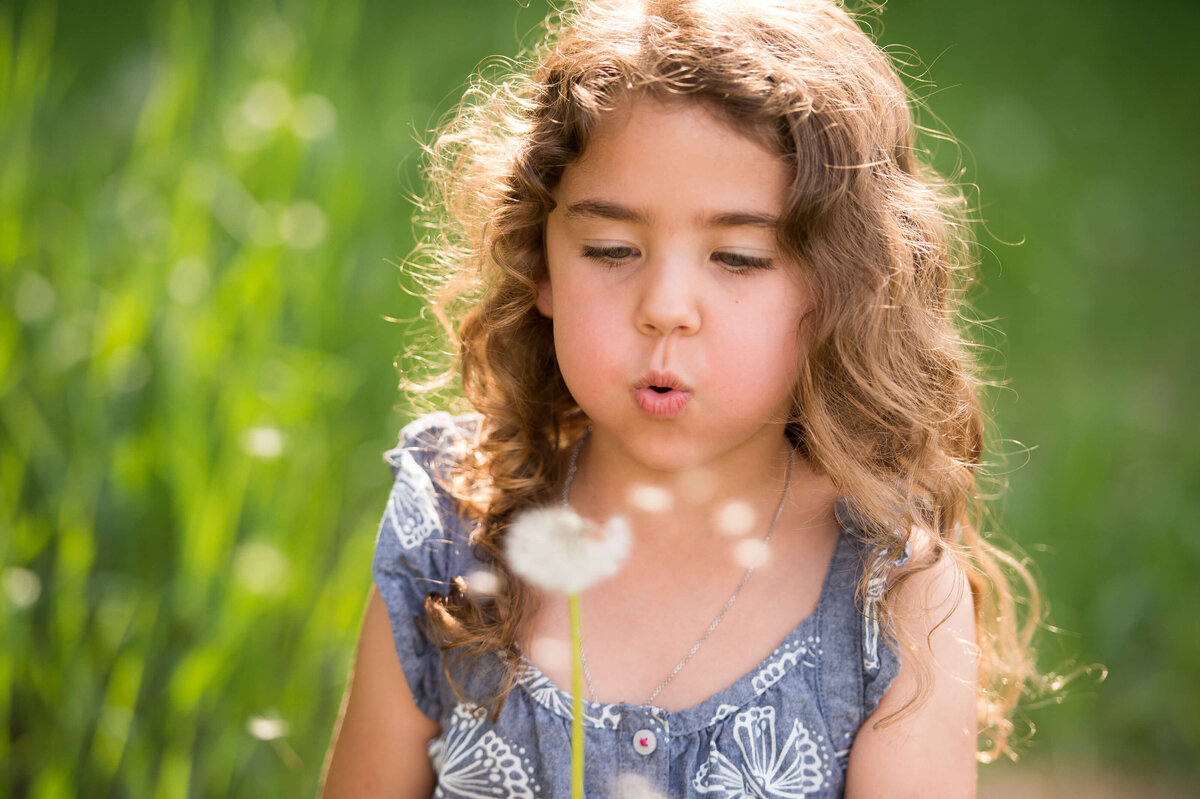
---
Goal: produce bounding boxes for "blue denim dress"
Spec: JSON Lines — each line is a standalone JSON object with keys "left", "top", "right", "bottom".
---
{"left": 374, "top": 413, "right": 901, "bottom": 798}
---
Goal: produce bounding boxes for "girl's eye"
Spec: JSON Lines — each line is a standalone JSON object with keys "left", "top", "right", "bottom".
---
{"left": 713, "top": 251, "right": 773, "bottom": 272}
{"left": 581, "top": 245, "right": 637, "bottom": 267}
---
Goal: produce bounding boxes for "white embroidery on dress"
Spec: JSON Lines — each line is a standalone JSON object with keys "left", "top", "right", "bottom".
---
{"left": 431, "top": 704, "right": 539, "bottom": 798}
{"left": 693, "top": 706, "right": 826, "bottom": 797}
{"left": 517, "top": 666, "right": 621, "bottom": 730}
{"left": 385, "top": 458, "right": 442, "bottom": 550}
{"left": 751, "top": 649, "right": 801, "bottom": 695}
{"left": 862, "top": 571, "right": 885, "bottom": 672}
{"left": 863, "top": 544, "right": 910, "bottom": 672}
{"left": 708, "top": 703, "right": 741, "bottom": 726}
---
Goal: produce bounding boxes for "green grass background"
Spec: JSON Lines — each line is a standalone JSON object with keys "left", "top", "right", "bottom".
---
{"left": 2, "top": 0, "right": 1197, "bottom": 795}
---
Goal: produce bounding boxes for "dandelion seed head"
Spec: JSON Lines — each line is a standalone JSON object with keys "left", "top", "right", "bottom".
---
{"left": 506, "top": 507, "right": 632, "bottom": 594}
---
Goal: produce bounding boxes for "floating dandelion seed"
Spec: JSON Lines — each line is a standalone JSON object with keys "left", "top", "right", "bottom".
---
{"left": 247, "top": 714, "right": 289, "bottom": 741}
{"left": 627, "top": 484, "right": 673, "bottom": 513}
{"left": 732, "top": 538, "right": 769, "bottom": 569}
{"left": 612, "top": 773, "right": 671, "bottom": 799}
{"left": 505, "top": 507, "right": 631, "bottom": 595}
{"left": 715, "top": 500, "right": 757, "bottom": 537}
{"left": 529, "top": 636, "right": 571, "bottom": 675}
{"left": 3, "top": 568, "right": 42, "bottom": 608}
{"left": 464, "top": 568, "right": 502, "bottom": 597}
{"left": 240, "top": 426, "right": 285, "bottom": 459}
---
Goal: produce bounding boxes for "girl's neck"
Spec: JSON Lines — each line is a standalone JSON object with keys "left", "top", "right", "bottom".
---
{"left": 566, "top": 428, "right": 838, "bottom": 548}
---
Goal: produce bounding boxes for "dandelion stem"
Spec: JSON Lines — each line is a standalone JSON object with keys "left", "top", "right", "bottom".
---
{"left": 570, "top": 592, "right": 585, "bottom": 798}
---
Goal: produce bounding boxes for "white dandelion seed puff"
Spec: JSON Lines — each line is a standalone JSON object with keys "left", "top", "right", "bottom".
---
{"left": 506, "top": 507, "right": 632, "bottom": 595}
{"left": 529, "top": 635, "right": 571, "bottom": 674}
{"left": 246, "top": 714, "right": 289, "bottom": 740}
{"left": 714, "top": 500, "right": 757, "bottom": 537}
{"left": 627, "top": 484, "right": 673, "bottom": 513}
{"left": 464, "top": 568, "right": 502, "bottom": 597}
{"left": 732, "top": 537, "right": 769, "bottom": 569}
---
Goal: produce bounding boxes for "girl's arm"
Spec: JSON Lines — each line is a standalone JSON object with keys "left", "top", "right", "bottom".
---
{"left": 319, "top": 587, "right": 441, "bottom": 799}
{"left": 844, "top": 545, "right": 980, "bottom": 799}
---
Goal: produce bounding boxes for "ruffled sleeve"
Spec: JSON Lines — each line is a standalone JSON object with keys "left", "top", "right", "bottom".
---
{"left": 823, "top": 501, "right": 910, "bottom": 753}
{"left": 860, "top": 544, "right": 907, "bottom": 718}
{"left": 371, "top": 412, "right": 475, "bottom": 723}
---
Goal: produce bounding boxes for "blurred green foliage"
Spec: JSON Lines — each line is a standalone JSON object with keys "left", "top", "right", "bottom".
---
{"left": 1, "top": 0, "right": 1196, "bottom": 795}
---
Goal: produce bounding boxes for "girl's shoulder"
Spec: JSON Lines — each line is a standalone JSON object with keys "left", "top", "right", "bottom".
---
{"left": 386, "top": 410, "right": 481, "bottom": 478}
{"left": 370, "top": 411, "right": 483, "bottom": 722}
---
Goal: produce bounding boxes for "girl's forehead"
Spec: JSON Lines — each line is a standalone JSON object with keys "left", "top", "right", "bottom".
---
{"left": 558, "top": 95, "right": 790, "bottom": 204}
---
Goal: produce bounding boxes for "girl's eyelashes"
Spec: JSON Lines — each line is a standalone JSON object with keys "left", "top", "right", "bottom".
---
{"left": 581, "top": 244, "right": 638, "bottom": 268}
{"left": 713, "top": 251, "right": 773, "bottom": 272}
{"left": 579, "top": 245, "right": 774, "bottom": 272}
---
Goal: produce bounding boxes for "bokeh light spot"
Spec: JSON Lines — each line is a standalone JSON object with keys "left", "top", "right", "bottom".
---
{"left": 240, "top": 426, "right": 285, "bottom": 459}
{"left": 292, "top": 94, "right": 337, "bottom": 140}
{"left": 627, "top": 484, "right": 672, "bottom": 513}
{"left": 15, "top": 273, "right": 56, "bottom": 323}
{"left": 233, "top": 541, "right": 289, "bottom": 595}
{"left": 241, "top": 80, "right": 293, "bottom": 131}
{"left": 246, "top": 714, "right": 290, "bottom": 741}
{"left": 715, "top": 500, "right": 756, "bottom": 537}
{"left": 529, "top": 636, "right": 570, "bottom": 675}
{"left": 106, "top": 347, "right": 151, "bottom": 393}
{"left": 465, "top": 568, "right": 502, "bottom": 596}
{"left": 168, "top": 256, "right": 211, "bottom": 305}
{"left": 3, "top": 567, "right": 42, "bottom": 608}
{"left": 732, "top": 539, "right": 768, "bottom": 569}
{"left": 278, "top": 201, "right": 327, "bottom": 249}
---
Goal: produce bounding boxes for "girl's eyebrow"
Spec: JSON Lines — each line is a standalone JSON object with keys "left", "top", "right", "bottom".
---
{"left": 563, "top": 199, "right": 778, "bottom": 230}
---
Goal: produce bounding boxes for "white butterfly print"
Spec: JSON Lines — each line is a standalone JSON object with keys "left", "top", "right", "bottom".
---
{"left": 384, "top": 456, "right": 442, "bottom": 550}
{"left": 430, "top": 704, "right": 538, "bottom": 798}
{"left": 517, "top": 664, "right": 621, "bottom": 730}
{"left": 693, "top": 706, "right": 826, "bottom": 797}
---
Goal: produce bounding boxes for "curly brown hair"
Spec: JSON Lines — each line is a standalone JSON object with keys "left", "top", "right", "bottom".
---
{"left": 405, "top": 0, "right": 1040, "bottom": 761}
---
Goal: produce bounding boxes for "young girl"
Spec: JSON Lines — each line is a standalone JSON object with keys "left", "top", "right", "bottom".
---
{"left": 322, "top": 0, "right": 1038, "bottom": 796}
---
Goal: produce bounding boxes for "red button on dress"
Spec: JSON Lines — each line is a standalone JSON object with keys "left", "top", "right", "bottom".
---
{"left": 632, "top": 729, "right": 657, "bottom": 755}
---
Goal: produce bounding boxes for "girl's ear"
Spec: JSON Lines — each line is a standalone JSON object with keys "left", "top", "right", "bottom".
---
{"left": 535, "top": 277, "right": 553, "bottom": 318}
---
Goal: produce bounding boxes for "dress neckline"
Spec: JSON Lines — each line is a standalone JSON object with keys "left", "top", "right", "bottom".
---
{"left": 514, "top": 529, "right": 858, "bottom": 736}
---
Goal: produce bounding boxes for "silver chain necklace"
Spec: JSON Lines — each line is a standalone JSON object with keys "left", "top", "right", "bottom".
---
{"left": 559, "top": 430, "right": 794, "bottom": 706}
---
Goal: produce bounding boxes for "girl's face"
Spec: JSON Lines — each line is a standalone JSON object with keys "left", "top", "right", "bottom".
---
{"left": 539, "top": 96, "right": 813, "bottom": 476}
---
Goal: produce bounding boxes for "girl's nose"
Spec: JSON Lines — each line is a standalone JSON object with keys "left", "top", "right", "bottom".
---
{"left": 635, "top": 257, "right": 701, "bottom": 337}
